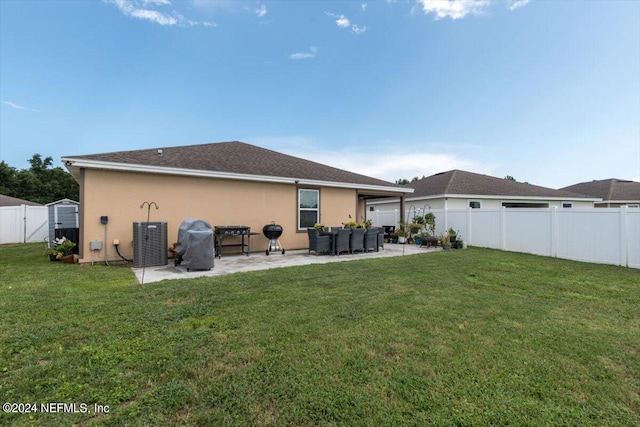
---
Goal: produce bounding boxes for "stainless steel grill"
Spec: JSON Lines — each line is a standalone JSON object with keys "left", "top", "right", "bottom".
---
{"left": 214, "top": 226, "right": 251, "bottom": 257}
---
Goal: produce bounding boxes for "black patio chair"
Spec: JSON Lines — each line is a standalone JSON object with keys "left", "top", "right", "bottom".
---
{"left": 335, "top": 228, "right": 351, "bottom": 255}
{"left": 364, "top": 228, "right": 379, "bottom": 252}
{"left": 350, "top": 228, "right": 366, "bottom": 254}
{"left": 377, "top": 227, "right": 385, "bottom": 251}
{"left": 307, "top": 228, "right": 331, "bottom": 256}
{"left": 382, "top": 225, "right": 395, "bottom": 241}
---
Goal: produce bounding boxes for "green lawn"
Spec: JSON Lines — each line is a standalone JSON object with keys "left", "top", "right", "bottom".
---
{"left": 1, "top": 243, "right": 638, "bottom": 426}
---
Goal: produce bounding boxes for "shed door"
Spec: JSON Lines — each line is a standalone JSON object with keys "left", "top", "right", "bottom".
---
{"left": 54, "top": 204, "right": 78, "bottom": 229}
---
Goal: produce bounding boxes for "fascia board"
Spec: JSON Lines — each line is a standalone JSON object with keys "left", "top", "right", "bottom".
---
{"left": 62, "top": 158, "right": 412, "bottom": 195}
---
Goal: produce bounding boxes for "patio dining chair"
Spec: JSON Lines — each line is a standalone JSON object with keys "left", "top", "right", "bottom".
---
{"left": 382, "top": 225, "right": 395, "bottom": 241}
{"left": 307, "top": 228, "right": 331, "bottom": 256}
{"left": 350, "top": 228, "right": 366, "bottom": 254}
{"left": 376, "top": 227, "right": 385, "bottom": 251}
{"left": 364, "top": 228, "right": 379, "bottom": 252}
{"left": 335, "top": 228, "right": 351, "bottom": 255}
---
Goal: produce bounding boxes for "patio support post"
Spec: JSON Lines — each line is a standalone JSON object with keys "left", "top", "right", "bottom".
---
{"left": 399, "top": 194, "right": 405, "bottom": 229}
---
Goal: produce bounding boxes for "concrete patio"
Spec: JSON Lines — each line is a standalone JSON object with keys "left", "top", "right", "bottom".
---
{"left": 133, "top": 243, "right": 441, "bottom": 284}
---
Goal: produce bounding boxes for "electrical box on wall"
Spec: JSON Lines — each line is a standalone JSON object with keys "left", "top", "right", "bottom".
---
{"left": 100, "top": 216, "right": 108, "bottom": 224}
{"left": 90, "top": 240, "right": 102, "bottom": 251}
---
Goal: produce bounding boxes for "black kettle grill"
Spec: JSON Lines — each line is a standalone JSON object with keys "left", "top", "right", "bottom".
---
{"left": 262, "top": 222, "right": 285, "bottom": 256}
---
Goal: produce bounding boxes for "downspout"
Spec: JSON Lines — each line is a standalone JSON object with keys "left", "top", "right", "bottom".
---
{"left": 79, "top": 168, "right": 85, "bottom": 261}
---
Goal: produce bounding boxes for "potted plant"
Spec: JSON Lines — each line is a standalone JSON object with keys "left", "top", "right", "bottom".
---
{"left": 389, "top": 231, "right": 399, "bottom": 244}
{"left": 396, "top": 229, "right": 407, "bottom": 244}
{"left": 448, "top": 228, "right": 458, "bottom": 244}
{"left": 440, "top": 232, "right": 451, "bottom": 250}
{"left": 408, "top": 222, "right": 422, "bottom": 235}
{"left": 424, "top": 212, "right": 436, "bottom": 236}
{"left": 51, "top": 238, "right": 76, "bottom": 263}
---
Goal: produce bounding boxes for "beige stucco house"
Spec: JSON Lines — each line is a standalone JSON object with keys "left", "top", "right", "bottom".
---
{"left": 62, "top": 141, "right": 413, "bottom": 263}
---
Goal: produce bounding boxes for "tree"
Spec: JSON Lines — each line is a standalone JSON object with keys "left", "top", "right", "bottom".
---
{"left": 395, "top": 178, "right": 410, "bottom": 185}
{"left": 504, "top": 175, "right": 516, "bottom": 181}
{"left": 0, "top": 154, "right": 79, "bottom": 204}
{"left": 0, "top": 161, "right": 18, "bottom": 196}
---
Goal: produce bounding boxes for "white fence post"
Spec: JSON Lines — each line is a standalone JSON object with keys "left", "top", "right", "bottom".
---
{"left": 500, "top": 207, "right": 506, "bottom": 250}
{"left": 467, "top": 207, "right": 472, "bottom": 244}
{"left": 550, "top": 207, "right": 557, "bottom": 258}
{"left": 620, "top": 206, "right": 628, "bottom": 267}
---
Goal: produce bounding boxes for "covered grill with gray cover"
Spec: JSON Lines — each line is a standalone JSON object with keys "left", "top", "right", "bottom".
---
{"left": 175, "top": 219, "right": 214, "bottom": 271}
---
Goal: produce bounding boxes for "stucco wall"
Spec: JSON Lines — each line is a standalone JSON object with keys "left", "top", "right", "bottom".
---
{"left": 79, "top": 169, "right": 357, "bottom": 263}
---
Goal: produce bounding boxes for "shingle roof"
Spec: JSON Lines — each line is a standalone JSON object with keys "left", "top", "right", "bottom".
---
{"left": 408, "top": 170, "right": 591, "bottom": 199}
{"left": 560, "top": 179, "right": 640, "bottom": 202}
{"left": 64, "top": 141, "right": 403, "bottom": 190}
{"left": 0, "top": 194, "right": 43, "bottom": 207}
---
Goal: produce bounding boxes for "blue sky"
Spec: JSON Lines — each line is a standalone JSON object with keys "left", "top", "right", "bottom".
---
{"left": 1, "top": 0, "right": 639, "bottom": 188}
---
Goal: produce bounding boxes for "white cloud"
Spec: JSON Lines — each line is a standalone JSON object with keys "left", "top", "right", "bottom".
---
{"left": 255, "top": 4, "right": 267, "bottom": 18}
{"left": 142, "top": 0, "right": 171, "bottom": 5}
{"left": 289, "top": 46, "right": 318, "bottom": 60}
{"left": 310, "top": 151, "right": 489, "bottom": 183}
{"left": 1, "top": 100, "right": 40, "bottom": 112}
{"left": 507, "top": 0, "right": 531, "bottom": 11}
{"left": 106, "top": 0, "right": 216, "bottom": 27}
{"left": 252, "top": 136, "right": 491, "bottom": 183}
{"left": 361, "top": 3, "right": 368, "bottom": 12}
{"left": 335, "top": 15, "right": 351, "bottom": 28}
{"left": 351, "top": 24, "right": 367, "bottom": 35}
{"left": 417, "top": 0, "right": 490, "bottom": 20}
{"left": 326, "top": 12, "right": 367, "bottom": 35}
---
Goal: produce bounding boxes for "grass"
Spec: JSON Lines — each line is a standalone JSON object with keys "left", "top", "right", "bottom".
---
{"left": 1, "top": 243, "right": 639, "bottom": 426}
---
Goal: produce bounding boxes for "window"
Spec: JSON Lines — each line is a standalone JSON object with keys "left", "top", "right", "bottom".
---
{"left": 502, "top": 202, "right": 549, "bottom": 208}
{"left": 298, "top": 189, "right": 319, "bottom": 230}
{"left": 469, "top": 200, "right": 481, "bottom": 209}
{"left": 562, "top": 202, "right": 573, "bottom": 208}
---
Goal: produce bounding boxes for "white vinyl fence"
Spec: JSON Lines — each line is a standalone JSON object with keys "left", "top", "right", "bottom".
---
{"left": 0, "top": 205, "right": 49, "bottom": 244}
{"left": 370, "top": 207, "right": 640, "bottom": 269}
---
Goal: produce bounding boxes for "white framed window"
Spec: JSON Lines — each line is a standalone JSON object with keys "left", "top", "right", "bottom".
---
{"left": 562, "top": 202, "right": 573, "bottom": 208}
{"left": 298, "top": 189, "right": 319, "bottom": 230}
{"left": 468, "top": 200, "right": 481, "bottom": 209}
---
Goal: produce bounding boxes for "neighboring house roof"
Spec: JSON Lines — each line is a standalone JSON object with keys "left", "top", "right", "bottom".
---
{"left": 0, "top": 194, "right": 43, "bottom": 207}
{"left": 404, "top": 170, "right": 596, "bottom": 201}
{"left": 560, "top": 179, "right": 640, "bottom": 203}
{"left": 62, "top": 141, "right": 412, "bottom": 194}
